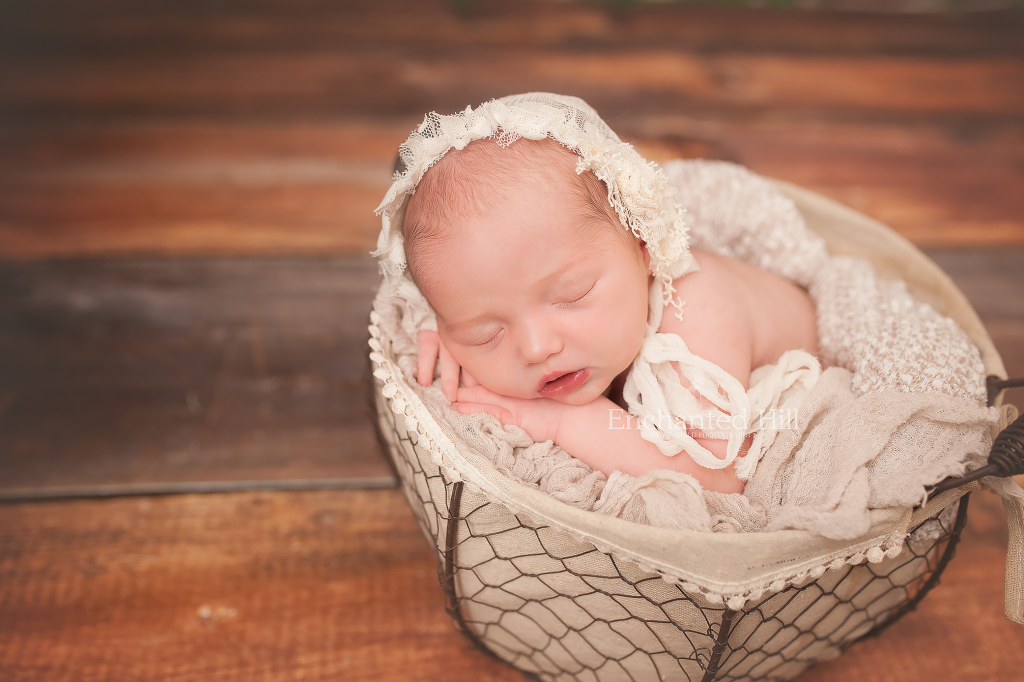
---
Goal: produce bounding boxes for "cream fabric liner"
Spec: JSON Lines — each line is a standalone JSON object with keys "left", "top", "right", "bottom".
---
{"left": 370, "top": 182, "right": 1022, "bottom": 621}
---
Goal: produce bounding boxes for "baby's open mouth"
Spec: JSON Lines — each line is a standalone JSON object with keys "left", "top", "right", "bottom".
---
{"left": 539, "top": 369, "right": 589, "bottom": 398}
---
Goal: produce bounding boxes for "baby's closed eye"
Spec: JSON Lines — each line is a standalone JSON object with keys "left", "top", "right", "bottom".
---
{"left": 555, "top": 282, "right": 596, "bottom": 308}
{"left": 449, "top": 325, "right": 503, "bottom": 347}
{"left": 473, "top": 328, "right": 504, "bottom": 347}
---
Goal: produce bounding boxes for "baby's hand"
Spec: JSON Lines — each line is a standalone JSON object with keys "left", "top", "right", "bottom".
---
{"left": 416, "top": 329, "right": 479, "bottom": 403}
{"left": 453, "top": 385, "right": 565, "bottom": 445}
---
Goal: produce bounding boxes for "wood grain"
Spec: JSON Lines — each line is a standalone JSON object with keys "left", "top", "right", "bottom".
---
{"left": 3, "top": 50, "right": 1022, "bottom": 120}
{"left": 0, "top": 257, "right": 392, "bottom": 497}
{"left": 0, "top": 1, "right": 1022, "bottom": 257}
{"left": 1, "top": 116, "right": 1022, "bottom": 258}
{"left": 631, "top": 118, "right": 1024, "bottom": 248}
{"left": 2, "top": 1, "right": 1022, "bottom": 57}
{"left": 0, "top": 489, "right": 524, "bottom": 682}
{"left": 0, "top": 487, "right": 1019, "bottom": 682}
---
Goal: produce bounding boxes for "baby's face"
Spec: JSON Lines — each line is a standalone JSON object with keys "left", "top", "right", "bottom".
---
{"left": 416, "top": 172, "right": 650, "bottom": 406}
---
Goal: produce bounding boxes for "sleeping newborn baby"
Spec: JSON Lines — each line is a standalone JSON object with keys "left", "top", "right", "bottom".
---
{"left": 402, "top": 137, "right": 818, "bottom": 494}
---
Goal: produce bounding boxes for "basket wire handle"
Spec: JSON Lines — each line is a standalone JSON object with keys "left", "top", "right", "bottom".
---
{"left": 929, "top": 376, "right": 1024, "bottom": 496}
{"left": 926, "top": 375, "right": 1024, "bottom": 626}
{"left": 987, "top": 375, "right": 1024, "bottom": 407}
{"left": 929, "top": 411, "right": 1024, "bottom": 494}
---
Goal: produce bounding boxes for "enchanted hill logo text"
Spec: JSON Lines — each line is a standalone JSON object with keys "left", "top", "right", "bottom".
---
{"left": 607, "top": 408, "right": 799, "bottom": 439}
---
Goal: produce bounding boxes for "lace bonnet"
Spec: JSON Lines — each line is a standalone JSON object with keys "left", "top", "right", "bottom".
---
{"left": 372, "top": 92, "right": 695, "bottom": 319}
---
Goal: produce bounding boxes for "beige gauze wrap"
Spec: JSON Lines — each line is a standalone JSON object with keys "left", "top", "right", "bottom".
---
{"left": 372, "top": 92, "right": 1024, "bottom": 621}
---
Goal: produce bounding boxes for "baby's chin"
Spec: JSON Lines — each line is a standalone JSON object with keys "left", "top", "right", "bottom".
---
{"left": 548, "top": 393, "right": 596, "bottom": 407}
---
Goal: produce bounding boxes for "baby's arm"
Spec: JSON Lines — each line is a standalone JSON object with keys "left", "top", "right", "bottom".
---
{"left": 454, "top": 386, "right": 746, "bottom": 494}
{"left": 415, "top": 330, "right": 743, "bottom": 491}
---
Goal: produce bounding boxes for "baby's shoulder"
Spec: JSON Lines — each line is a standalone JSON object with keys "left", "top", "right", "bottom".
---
{"left": 661, "top": 249, "right": 819, "bottom": 374}
{"left": 656, "top": 249, "right": 756, "bottom": 386}
{"left": 659, "top": 250, "right": 749, "bottom": 335}
{"left": 675, "top": 249, "right": 736, "bottom": 289}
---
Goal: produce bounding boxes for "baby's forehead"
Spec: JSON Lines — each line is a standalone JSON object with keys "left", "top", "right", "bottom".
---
{"left": 428, "top": 137, "right": 578, "bottom": 191}
{"left": 407, "top": 138, "right": 592, "bottom": 238}
{"left": 403, "top": 137, "right": 628, "bottom": 292}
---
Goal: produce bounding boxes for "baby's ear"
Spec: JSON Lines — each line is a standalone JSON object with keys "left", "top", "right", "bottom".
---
{"left": 639, "top": 240, "right": 653, "bottom": 275}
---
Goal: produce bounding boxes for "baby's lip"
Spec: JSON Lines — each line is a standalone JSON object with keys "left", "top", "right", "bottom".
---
{"left": 538, "top": 369, "right": 589, "bottom": 398}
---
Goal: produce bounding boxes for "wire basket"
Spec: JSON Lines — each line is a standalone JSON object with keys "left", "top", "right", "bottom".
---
{"left": 368, "top": 182, "right": 1022, "bottom": 682}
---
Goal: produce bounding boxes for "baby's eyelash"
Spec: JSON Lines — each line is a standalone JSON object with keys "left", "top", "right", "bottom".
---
{"left": 560, "top": 284, "right": 596, "bottom": 307}
{"left": 476, "top": 329, "right": 503, "bottom": 347}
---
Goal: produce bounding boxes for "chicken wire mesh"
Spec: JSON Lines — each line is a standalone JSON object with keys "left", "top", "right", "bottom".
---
{"left": 373, "top": 379, "right": 968, "bottom": 682}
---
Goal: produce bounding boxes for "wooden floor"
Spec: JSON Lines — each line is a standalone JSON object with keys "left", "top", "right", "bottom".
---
{"left": 0, "top": 488, "right": 1020, "bottom": 682}
{"left": 1, "top": 1, "right": 1023, "bottom": 680}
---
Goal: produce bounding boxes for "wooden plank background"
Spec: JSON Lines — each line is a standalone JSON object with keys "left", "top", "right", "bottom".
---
{"left": 0, "top": 1, "right": 1022, "bottom": 260}
{"left": 0, "top": 258, "right": 392, "bottom": 497}
{"left": 0, "top": 488, "right": 1019, "bottom": 682}
{"left": 1, "top": 1, "right": 1023, "bottom": 680}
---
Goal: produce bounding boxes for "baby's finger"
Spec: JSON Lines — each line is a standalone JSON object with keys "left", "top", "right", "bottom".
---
{"left": 462, "top": 369, "right": 480, "bottom": 387}
{"left": 439, "top": 340, "right": 461, "bottom": 403}
{"left": 416, "top": 330, "right": 440, "bottom": 387}
{"left": 453, "top": 402, "right": 513, "bottom": 425}
{"left": 456, "top": 385, "right": 504, "bottom": 406}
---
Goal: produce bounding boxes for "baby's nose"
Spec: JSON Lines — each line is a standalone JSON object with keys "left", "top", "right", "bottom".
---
{"left": 519, "top": 321, "right": 562, "bottom": 365}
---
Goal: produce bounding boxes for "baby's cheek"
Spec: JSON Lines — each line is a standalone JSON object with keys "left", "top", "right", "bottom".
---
{"left": 459, "top": 351, "right": 525, "bottom": 398}
{"left": 603, "top": 301, "right": 647, "bottom": 359}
